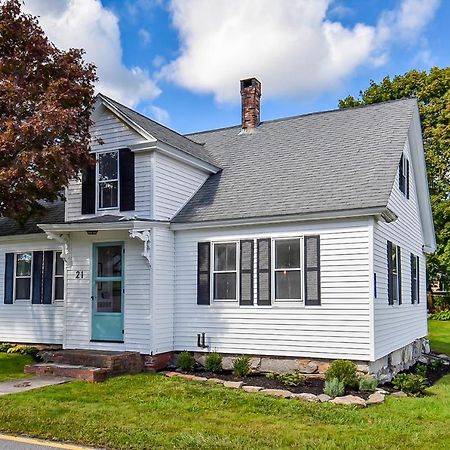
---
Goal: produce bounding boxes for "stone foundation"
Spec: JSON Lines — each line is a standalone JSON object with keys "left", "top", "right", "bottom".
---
{"left": 143, "top": 352, "right": 173, "bottom": 372}
{"left": 368, "top": 337, "right": 430, "bottom": 383}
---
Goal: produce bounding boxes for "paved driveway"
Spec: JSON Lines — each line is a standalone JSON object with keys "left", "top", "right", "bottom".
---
{"left": 0, "top": 434, "right": 99, "bottom": 450}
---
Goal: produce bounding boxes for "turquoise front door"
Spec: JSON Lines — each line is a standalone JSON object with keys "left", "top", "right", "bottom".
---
{"left": 91, "top": 243, "right": 124, "bottom": 342}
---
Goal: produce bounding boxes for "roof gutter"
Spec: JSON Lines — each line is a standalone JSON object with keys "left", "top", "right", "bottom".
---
{"left": 170, "top": 206, "right": 391, "bottom": 230}
{"left": 38, "top": 220, "right": 169, "bottom": 233}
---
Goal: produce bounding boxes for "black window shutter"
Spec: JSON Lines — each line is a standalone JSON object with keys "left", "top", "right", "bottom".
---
{"left": 4, "top": 253, "right": 14, "bottom": 304}
{"left": 387, "top": 241, "right": 393, "bottom": 305}
{"left": 32, "top": 251, "right": 43, "bottom": 304}
{"left": 240, "top": 240, "right": 254, "bottom": 305}
{"left": 197, "top": 242, "right": 210, "bottom": 305}
{"left": 305, "top": 235, "right": 321, "bottom": 306}
{"left": 119, "top": 148, "right": 135, "bottom": 212}
{"left": 410, "top": 253, "right": 415, "bottom": 304}
{"left": 42, "top": 251, "right": 54, "bottom": 305}
{"left": 399, "top": 154, "right": 404, "bottom": 193}
{"left": 397, "top": 246, "right": 402, "bottom": 305}
{"left": 417, "top": 257, "right": 420, "bottom": 304}
{"left": 257, "top": 239, "right": 271, "bottom": 305}
{"left": 406, "top": 159, "right": 410, "bottom": 199}
{"left": 81, "top": 165, "right": 96, "bottom": 215}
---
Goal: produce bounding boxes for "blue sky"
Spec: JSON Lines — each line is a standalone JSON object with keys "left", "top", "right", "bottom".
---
{"left": 24, "top": 0, "right": 449, "bottom": 134}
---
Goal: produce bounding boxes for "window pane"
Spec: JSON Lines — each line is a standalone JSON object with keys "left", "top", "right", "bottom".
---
{"left": 275, "top": 239, "right": 300, "bottom": 269}
{"left": 55, "top": 252, "right": 64, "bottom": 276}
{"left": 275, "top": 270, "right": 301, "bottom": 299}
{"left": 392, "top": 274, "right": 398, "bottom": 301}
{"left": 16, "top": 278, "right": 31, "bottom": 300}
{"left": 97, "top": 246, "right": 122, "bottom": 277}
{"left": 54, "top": 277, "right": 64, "bottom": 300}
{"left": 214, "top": 273, "right": 236, "bottom": 299}
{"left": 96, "top": 281, "right": 122, "bottom": 312}
{"left": 98, "top": 152, "right": 118, "bottom": 180}
{"left": 391, "top": 245, "right": 397, "bottom": 274}
{"left": 99, "top": 181, "right": 118, "bottom": 208}
{"left": 16, "top": 253, "right": 32, "bottom": 276}
{"left": 214, "top": 243, "right": 236, "bottom": 271}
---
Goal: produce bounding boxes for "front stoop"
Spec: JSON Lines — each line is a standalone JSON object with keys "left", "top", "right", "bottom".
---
{"left": 25, "top": 350, "right": 143, "bottom": 382}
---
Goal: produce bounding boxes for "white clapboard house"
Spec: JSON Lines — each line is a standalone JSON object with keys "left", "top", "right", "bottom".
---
{"left": 0, "top": 78, "right": 436, "bottom": 379}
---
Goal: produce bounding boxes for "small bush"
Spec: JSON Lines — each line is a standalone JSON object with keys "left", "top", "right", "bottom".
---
{"left": 204, "top": 351, "right": 223, "bottom": 373}
{"left": 0, "top": 343, "right": 13, "bottom": 353}
{"left": 430, "top": 358, "right": 444, "bottom": 370}
{"left": 277, "top": 371, "right": 305, "bottom": 387}
{"left": 392, "top": 373, "right": 427, "bottom": 396}
{"left": 429, "top": 309, "right": 450, "bottom": 321}
{"left": 177, "top": 351, "right": 195, "bottom": 373}
{"left": 325, "top": 360, "right": 358, "bottom": 388}
{"left": 6, "top": 344, "right": 38, "bottom": 358}
{"left": 358, "top": 375, "right": 378, "bottom": 392}
{"left": 265, "top": 372, "right": 276, "bottom": 380}
{"left": 233, "top": 355, "right": 251, "bottom": 377}
{"left": 324, "top": 377, "right": 345, "bottom": 398}
{"left": 415, "top": 363, "right": 428, "bottom": 378}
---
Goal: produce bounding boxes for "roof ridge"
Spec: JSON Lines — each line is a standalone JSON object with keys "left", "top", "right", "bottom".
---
{"left": 185, "top": 96, "right": 417, "bottom": 137}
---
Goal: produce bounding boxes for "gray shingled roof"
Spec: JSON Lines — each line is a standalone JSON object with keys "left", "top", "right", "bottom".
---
{"left": 173, "top": 98, "right": 417, "bottom": 223}
{"left": 0, "top": 201, "right": 65, "bottom": 237}
{"left": 99, "top": 94, "right": 217, "bottom": 166}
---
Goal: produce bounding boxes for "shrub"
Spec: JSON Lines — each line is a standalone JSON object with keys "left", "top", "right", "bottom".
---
{"left": 429, "top": 309, "right": 450, "bottom": 321}
{"left": 324, "top": 378, "right": 345, "bottom": 398}
{"left": 325, "top": 360, "right": 358, "bottom": 388}
{"left": 430, "top": 358, "right": 444, "bottom": 370}
{"left": 265, "top": 372, "right": 276, "bottom": 380}
{"left": 358, "top": 375, "right": 378, "bottom": 392}
{"left": 6, "top": 344, "right": 38, "bottom": 358}
{"left": 204, "top": 351, "right": 223, "bottom": 373}
{"left": 392, "top": 373, "right": 427, "bottom": 396}
{"left": 177, "top": 351, "right": 195, "bottom": 373}
{"left": 415, "top": 363, "right": 428, "bottom": 378}
{"left": 0, "top": 343, "right": 13, "bottom": 353}
{"left": 233, "top": 355, "right": 251, "bottom": 377}
{"left": 277, "top": 371, "right": 305, "bottom": 387}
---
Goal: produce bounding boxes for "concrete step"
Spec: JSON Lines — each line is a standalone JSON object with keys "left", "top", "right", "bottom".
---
{"left": 25, "top": 363, "right": 110, "bottom": 382}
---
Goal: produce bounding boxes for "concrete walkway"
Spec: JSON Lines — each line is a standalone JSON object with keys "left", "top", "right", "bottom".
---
{"left": 0, "top": 376, "right": 72, "bottom": 396}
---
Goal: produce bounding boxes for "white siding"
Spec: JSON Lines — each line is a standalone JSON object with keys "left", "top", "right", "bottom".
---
{"left": 152, "top": 226, "right": 175, "bottom": 354}
{"left": 64, "top": 230, "right": 152, "bottom": 353}
{"left": 65, "top": 105, "right": 148, "bottom": 221}
{"left": 0, "top": 237, "right": 64, "bottom": 344}
{"left": 153, "top": 152, "right": 209, "bottom": 221}
{"left": 373, "top": 138, "right": 428, "bottom": 360}
{"left": 174, "top": 219, "right": 372, "bottom": 360}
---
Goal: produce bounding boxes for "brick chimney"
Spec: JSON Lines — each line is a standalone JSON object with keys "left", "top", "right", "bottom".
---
{"left": 240, "top": 77, "right": 261, "bottom": 130}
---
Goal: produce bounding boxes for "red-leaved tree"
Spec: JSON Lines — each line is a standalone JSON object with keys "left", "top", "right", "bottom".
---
{"left": 0, "top": 0, "right": 96, "bottom": 222}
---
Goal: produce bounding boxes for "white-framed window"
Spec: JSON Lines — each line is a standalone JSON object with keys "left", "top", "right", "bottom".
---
{"left": 212, "top": 242, "right": 238, "bottom": 301}
{"left": 391, "top": 242, "right": 401, "bottom": 304}
{"left": 273, "top": 237, "right": 303, "bottom": 301}
{"left": 53, "top": 251, "right": 65, "bottom": 301}
{"left": 15, "top": 252, "right": 32, "bottom": 300}
{"left": 97, "top": 151, "right": 119, "bottom": 209}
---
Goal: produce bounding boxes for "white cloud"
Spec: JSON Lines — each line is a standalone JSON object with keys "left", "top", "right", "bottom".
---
{"left": 146, "top": 105, "right": 170, "bottom": 124}
{"left": 161, "top": 0, "right": 440, "bottom": 103}
{"left": 22, "top": 0, "right": 160, "bottom": 108}
{"left": 139, "top": 28, "right": 152, "bottom": 46}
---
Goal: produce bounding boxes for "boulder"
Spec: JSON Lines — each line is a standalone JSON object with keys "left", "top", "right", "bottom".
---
{"left": 392, "top": 391, "right": 407, "bottom": 397}
{"left": 317, "top": 362, "right": 331, "bottom": 374}
{"left": 375, "top": 388, "right": 390, "bottom": 395}
{"left": 366, "top": 392, "right": 385, "bottom": 405}
{"left": 259, "top": 358, "right": 299, "bottom": 374}
{"left": 317, "top": 394, "right": 332, "bottom": 403}
{"left": 260, "top": 388, "right": 292, "bottom": 398}
{"left": 164, "top": 371, "right": 179, "bottom": 378}
{"left": 223, "top": 381, "right": 243, "bottom": 389}
{"left": 298, "top": 362, "right": 318, "bottom": 374}
{"left": 331, "top": 395, "right": 366, "bottom": 407}
{"left": 242, "top": 385, "right": 263, "bottom": 393}
{"left": 291, "top": 393, "right": 318, "bottom": 402}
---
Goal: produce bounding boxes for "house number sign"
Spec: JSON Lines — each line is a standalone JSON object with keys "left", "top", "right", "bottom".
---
{"left": 75, "top": 270, "right": 84, "bottom": 279}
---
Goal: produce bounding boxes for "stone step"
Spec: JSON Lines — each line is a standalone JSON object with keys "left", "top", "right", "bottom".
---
{"left": 40, "top": 350, "right": 143, "bottom": 374}
{"left": 25, "top": 363, "right": 110, "bottom": 383}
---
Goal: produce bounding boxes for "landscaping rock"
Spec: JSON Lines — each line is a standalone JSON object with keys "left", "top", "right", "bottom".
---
{"left": 242, "top": 385, "right": 263, "bottom": 393}
{"left": 375, "top": 389, "right": 390, "bottom": 395}
{"left": 175, "top": 373, "right": 196, "bottom": 380}
{"left": 367, "top": 392, "right": 385, "bottom": 405}
{"left": 260, "top": 358, "right": 299, "bottom": 374}
{"left": 317, "top": 394, "right": 332, "bottom": 402}
{"left": 260, "top": 388, "right": 292, "bottom": 398}
{"left": 191, "top": 376, "right": 208, "bottom": 382}
{"left": 392, "top": 391, "right": 407, "bottom": 397}
{"left": 291, "top": 393, "right": 318, "bottom": 402}
{"left": 437, "top": 353, "right": 450, "bottom": 361}
{"left": 317, "top": 362, "right": 331, "bottom": 374}
{"left": 164, "top": 371, "right": 179, "bottom": 378}
{"left": 418, "top": 356, "right": 429, "bottom": 364}
{"left": 357, "top": 363, "right": 369, "bottom": 373}
{"left": 331, "top": 395, "right": 366, "bottom": 407}
{"left": 206, "top": 378, "right": 224, "bottom": 384}
{"left": 223, "top": 381, "right": 243, "bottom": 389}
{"left": 298, "top": 362, "right": 318, "bottom": 374}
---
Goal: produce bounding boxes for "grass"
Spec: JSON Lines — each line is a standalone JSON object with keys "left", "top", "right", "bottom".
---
{"left": 0, "top": 373, "right": 448, "bottom": 450}
{"left": 0, "top": 353, "right": 34, "bottom": 382}
{"left": 428, "top": 319, "right": 450, "bottom": 355}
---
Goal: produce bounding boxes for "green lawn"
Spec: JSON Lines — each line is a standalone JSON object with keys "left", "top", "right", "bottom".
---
{"left": 0, "top": 373, "right": 448, "bottom": 450}
{"left": 428, "top": 320, "right": 450, "bottom": 355}
{"left": 0, "top": 353, "right": 34, "bottom": 382}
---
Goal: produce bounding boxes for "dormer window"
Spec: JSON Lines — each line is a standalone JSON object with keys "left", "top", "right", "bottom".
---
{"left": 399, "top": 154, "right": 409, "bottom": 198}
{"left": 98, "top": 151, "right": 119, "bottom": 209}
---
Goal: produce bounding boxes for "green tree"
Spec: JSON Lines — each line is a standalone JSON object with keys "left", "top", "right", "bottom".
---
{"left": 0, "top": 0, "right": 96, "bottom": 223}
{"left": 339, "top": 68, "right": 450, "bottom": 286}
